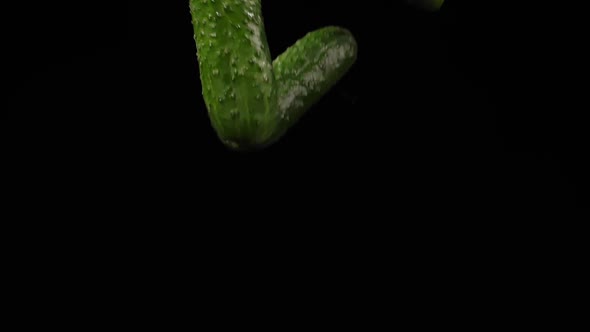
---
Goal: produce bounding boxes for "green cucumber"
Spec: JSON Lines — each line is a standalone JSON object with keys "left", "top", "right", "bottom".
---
{"left": 405, "top": 0, "right": 445, "bottom": 12}
{"left": 271, "top": 26, "right": 358, "bottom": 143}
{"left": 189, "top": 0, "right": 278, "bottom": 150}
{"left": 189, "top": 0, "right": 357, "bottom": 151}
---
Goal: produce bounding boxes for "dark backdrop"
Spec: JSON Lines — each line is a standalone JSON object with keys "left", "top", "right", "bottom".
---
{"left": 11, "top": 1, "right": 587, "bottom": 212}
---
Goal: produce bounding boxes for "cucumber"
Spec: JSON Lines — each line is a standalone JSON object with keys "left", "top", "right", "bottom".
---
{"left": 189, "top": 0, "right": 278, "bottom": 150}
{"left": 270, "top": 26, "right": 358, "bottom": 143}
{"left": 189, "top": 0, "right": 357, "bottom": 150}
{"left": 405, "top": 0, "right": 445, "bottom": 12}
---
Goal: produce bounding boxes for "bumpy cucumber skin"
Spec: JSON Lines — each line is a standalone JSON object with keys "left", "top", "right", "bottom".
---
{"left": 190, "top": 0, "right": 278, "bottom": 150}
{"left": 270, "top": 27, "right": 358, "bottom": 142}
{"left": 190, "top": 0, "right": 358, "bottom": 150}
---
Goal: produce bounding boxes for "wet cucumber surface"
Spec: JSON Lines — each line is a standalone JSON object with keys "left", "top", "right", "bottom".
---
{"left": 189, "top": 0, "right": 358, "bottom": 150}
{"left": 271, "top": 26, "right": 357, "bottom": 144}
{"left": 190, "top": 0, "right": 277, "bottom": 150}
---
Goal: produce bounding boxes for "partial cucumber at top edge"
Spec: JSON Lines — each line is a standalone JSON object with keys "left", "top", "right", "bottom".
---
{"left": 405, "top": 0, "right": 445, "bottom": 12}
{"left": 189, "top": 0, "right": 279, "bottom": 150}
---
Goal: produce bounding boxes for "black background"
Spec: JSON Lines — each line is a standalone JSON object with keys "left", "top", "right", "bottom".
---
{"left": 11, "top": 1, "right": 588, "bottom": 212}
{"left": 4, "top": 2, "right": 587, "bottom": 318}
